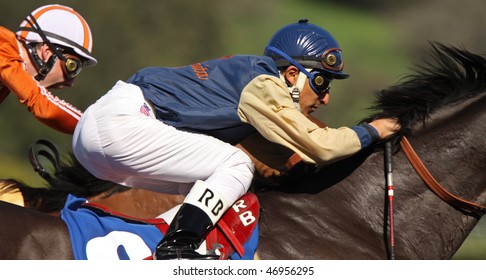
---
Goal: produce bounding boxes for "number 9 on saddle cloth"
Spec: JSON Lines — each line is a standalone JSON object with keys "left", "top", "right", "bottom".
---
{"left": 61, "top": 192, "right": 260, "bottom": 260}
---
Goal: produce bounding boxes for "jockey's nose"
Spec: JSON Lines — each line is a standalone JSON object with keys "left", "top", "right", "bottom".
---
{"left": 319, "top": 93, "right": 330, "bottom": 105}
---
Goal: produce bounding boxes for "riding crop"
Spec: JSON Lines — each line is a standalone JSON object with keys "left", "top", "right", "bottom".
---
{"left": 385, "top": 141, "right": 395, "bottom": 260}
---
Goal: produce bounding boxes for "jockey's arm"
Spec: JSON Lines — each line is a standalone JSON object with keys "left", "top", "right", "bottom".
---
{"left": 238, "top": 75, "right": 368, "bottom": 165}
{"left": 236, "top": 112, "right": 328, "bottom": 176}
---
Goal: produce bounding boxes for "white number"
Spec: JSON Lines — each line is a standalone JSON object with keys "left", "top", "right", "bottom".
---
{"left": 86, "top": 231, "right": 152, "bottom": 260}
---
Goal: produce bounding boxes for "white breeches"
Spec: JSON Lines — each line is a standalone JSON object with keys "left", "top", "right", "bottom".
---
{"left": 73, "top": 81, "right": 254, "bottom": 210}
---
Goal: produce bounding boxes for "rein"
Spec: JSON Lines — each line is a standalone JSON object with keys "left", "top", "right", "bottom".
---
{"left": 400, "top": 136, "right": 486, "bottom": 217}
{"left": 29, "top": 138, "right": 61, "bottom": 185}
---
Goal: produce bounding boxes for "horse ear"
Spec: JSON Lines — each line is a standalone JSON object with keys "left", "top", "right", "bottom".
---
{"left": 28, "top": 138, "right": 61, "bottom": 184}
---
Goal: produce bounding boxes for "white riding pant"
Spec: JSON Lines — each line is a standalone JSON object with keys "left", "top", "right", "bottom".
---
{"left": 73, "top": 81, "right": 254, "bottom": 221}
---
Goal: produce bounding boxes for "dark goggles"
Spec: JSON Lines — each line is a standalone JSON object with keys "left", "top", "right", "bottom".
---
{"left": 61, "top": 55, "right": 83, "bottom": 80}
{"left": 56, "top": 47, "right": 83, "bottom": 80}
{"left": 310, "top": 69, "right": 332, "bottom": 99}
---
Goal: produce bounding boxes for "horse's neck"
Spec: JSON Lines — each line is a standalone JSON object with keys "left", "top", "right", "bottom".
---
{"left": 409, "top": 92, "right": 486, "bottom": 203}
{"left": 397, "top": 93, "right": 486, "bottom": 258}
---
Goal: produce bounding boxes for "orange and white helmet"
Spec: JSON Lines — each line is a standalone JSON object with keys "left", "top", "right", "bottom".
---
{"left": 16, "top": 4, "right": 97, "bottom": 67}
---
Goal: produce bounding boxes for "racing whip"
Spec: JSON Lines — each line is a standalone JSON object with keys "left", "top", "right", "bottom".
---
{"left": 385, "top": 141, "right": 395, "bottom": 260}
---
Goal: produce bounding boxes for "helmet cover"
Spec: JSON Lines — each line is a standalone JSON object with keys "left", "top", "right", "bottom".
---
{"left": 264, "top": 19, "right": 348, "bottom": 79}
{"left": 17, "top": 4, "right": 97, "bottom": 66}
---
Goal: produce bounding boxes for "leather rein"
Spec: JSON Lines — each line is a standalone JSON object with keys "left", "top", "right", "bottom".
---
{"left": 400, "top": 136, "right": 486, "bottom": 217}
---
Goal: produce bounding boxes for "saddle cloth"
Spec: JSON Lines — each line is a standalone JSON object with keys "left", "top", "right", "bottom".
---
{"left": 61, "top": 193, "right": 259, "bottom": 260}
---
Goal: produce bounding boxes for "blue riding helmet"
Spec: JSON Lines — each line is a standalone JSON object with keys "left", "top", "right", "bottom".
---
{"left": 264, "top": 19, "right": 349, "bottom": 79}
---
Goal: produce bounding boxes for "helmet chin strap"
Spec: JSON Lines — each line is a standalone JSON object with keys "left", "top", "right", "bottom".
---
{"left": 22, "top": 14, "right": 65, "bottom": 82}
{"left": 25, "top": 43, "right": 58, "bottom": 81}
{"left": 280, "top": 71, "right": 308, "bottom": 112}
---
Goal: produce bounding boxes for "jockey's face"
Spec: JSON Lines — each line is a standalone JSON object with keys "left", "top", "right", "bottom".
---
{"left": 299, "top": 77, "right": 329, "bottom": 117}
{"left": 36, "top": 45, "right": 76, "bottom": 89}
{"left": 282, "top": 66, "right": 330, "bottom": 117}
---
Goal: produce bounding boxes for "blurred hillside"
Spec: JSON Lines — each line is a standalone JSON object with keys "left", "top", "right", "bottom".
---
{"left": 0, "top": 0, "right": 484, "bottom": 259}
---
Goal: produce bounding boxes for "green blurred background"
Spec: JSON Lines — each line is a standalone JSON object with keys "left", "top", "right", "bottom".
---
{"left": 0, "top": 0, "right": 484, "bottom": 259}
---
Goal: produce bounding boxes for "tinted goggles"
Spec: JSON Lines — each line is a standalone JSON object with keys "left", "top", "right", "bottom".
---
{"left": 60, "top": 55, "right": 83, "bottom": 80}
{"left": 310, "top": 69, "right": 333, "bottom": 99}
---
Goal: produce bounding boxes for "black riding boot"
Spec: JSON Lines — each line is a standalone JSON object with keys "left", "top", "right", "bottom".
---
{"left": 154, "top": 203, "right": 218, "bottom": 260}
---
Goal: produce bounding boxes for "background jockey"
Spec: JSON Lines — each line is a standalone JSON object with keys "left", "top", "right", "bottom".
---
{"left": 0, "top": 4, "right": 97, "bottom": 134}
{"left": 72, "top": 19, "right": 400, "bottom": 259}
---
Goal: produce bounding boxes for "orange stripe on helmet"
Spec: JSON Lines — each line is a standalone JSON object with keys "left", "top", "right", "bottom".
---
{"left": 68, "top": 9, "right": 91, "bottom": 50}
{"left": 20, "top": 5, "right": 91, "bottom": 51}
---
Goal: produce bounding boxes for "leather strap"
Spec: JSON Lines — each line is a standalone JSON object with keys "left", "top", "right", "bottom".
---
{"left": 284, "top": 153, "right": 303, "bottom": 170}
{"left": 400, "top": 136, "right": 486, "bottom": 216}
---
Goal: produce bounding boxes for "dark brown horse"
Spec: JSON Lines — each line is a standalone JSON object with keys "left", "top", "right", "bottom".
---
{"left": 256, "top": 43, "right": 486, "bottom": 259}
{"left": 1, "top": 43, "right": 485, "bottom": 259}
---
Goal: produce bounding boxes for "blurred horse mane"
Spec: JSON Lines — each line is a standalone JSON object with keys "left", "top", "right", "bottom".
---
{"left": 369, "top": 42, "right": 486, "bottom": 129}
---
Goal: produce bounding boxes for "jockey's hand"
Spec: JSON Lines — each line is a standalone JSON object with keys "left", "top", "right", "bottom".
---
{"left": 369, "top": 118, "right": 401, "bottom": 140}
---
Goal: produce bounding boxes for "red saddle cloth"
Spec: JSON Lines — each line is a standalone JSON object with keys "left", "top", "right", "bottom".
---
{"left": 206, "top": 192, "right": 260, "bottom": 259}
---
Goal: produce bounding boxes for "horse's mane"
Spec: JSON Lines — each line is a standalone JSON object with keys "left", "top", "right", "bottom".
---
{"left": 1, "top": 153, "right": 128, "bottom": 213}
{"left": 368, "top": 42, "right": 486, "bottom": 135}
{"left": 49, "top": 152, "right": 129, "bottom": 195}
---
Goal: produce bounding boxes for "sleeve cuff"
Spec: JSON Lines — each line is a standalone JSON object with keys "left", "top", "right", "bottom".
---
{"left": 351, "top": 123, "right": 379, "bottom": 148}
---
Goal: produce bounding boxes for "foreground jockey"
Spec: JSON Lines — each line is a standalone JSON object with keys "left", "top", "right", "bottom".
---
{"left": 73, "top": 19, "right": 400, "bottom": 259}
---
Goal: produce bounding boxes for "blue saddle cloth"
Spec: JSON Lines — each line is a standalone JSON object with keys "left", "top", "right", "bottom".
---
{"left": 60, "top": 194, "right": 258, "bottom": 260}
